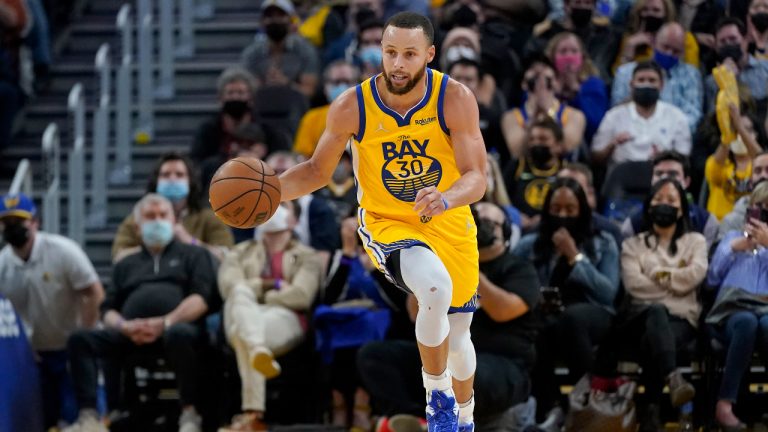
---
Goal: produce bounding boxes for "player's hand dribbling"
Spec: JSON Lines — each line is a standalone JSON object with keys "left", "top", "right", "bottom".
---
{"left": 413, "top": 186, "right": 448, "bottom": 217}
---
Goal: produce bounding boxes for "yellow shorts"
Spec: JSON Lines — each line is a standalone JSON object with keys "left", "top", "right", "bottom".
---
{"left": 356, "top": 207, "right": 479, "bottom": 310}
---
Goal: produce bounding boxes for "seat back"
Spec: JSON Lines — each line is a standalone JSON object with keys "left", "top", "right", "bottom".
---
{"left": 600, "top": 161, "right": 653, "bottom": 223}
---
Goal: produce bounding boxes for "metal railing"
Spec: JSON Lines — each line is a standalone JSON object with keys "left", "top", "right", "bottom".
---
{"left": 136, "top": 0, "right": 154, "bottom": 143}
{"left": 67, "top": 83, "right": 85, "bottom": 246}
{"left": 42, "top": 123, "right": 61, "bottom": 235}
{"left": 156, "top": 0, "right": 175, "bottom": 99}
{"left": 176, "top": 0, "right": 196, "bottom": 58}
{"left": 8, "top": 159, "right": 32, "bottom": 198}
{"left": 112, "top": 3, "right": 133, "bottom": 185}
{"left": 88, "top": 43, "right": 110, "bottom": 229}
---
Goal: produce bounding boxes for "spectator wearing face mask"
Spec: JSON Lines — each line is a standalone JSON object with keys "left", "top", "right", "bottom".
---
{"left": 622, "top": 150, "right": 720, "bottom": 245}
{"left": 481, "top": 156, "right": 522, "bottom": 248}
{"left": 614, "top": 0, "right": 701, "bottom": 71}
{"left": 191, "top": 67, "right": 259, "bottom": 166}
{"left": 218, "top": 202, "right": 324, "bottom": 431}
{"left": 0, "top": 193, "right": 104, "bottom": 429}
{"left": 66, "top": 194, "right": 215, "bottom": 432}
{"left": 705, "top": 17, "right": 768, "bottom": 113}
{"left": 314, "top": 151, "right": 358, "bottom": 222}
{"left": 748, "top": 0, "right": 768, "bottom": 60}
{"left": 293, "top": 60, "right": 360, "bottom": 158}
{"left": 512, "top": 177, "right": 619, "bottom": 424}
{"left": 322, "top": 0, "right": 384, "bottom": 66}
{"left": 718, "top": 152, "right": 768, "bottom": 237}
{"left": 351, "top": 18, "right": 384, "bottom": 78}
{"left": 112, "top": 153, "right": 234, "bottom": 263}
{"left": 504, "top": 117, "right": 567, "bottom": 232}
{"left": 527, "top": 0, "right": 622, "bottom": 81}
{"left": 612, "top": 23, "right": 703, "bottom": 133}
{"left": 241, "top": 0, "right": 319, "bottom": 98}
{"left": 501, "top": 55, "right": 586, "bottom": 160}
{"left": 545, "top": 31, "right": 609, "bottom": 142}
{"left": 592, "top": 61, "right": 691, "bottom": 167}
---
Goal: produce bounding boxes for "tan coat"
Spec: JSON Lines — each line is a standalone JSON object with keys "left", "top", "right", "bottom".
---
{"left": 621, "top": 232, "right": 708, "bottom": 327}
{"left": 218, "top": 239, "right": 323, "bottom": 312}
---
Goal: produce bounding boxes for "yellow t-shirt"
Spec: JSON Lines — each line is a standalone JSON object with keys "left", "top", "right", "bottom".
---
{"left": 705, "top": 155, "right": 752, "bottom": 220}
{"left": 293, "top": 104, "right": 330, "bottom": 158}
{"left": 352, "top": 68, "right": 479, "bottom": 309}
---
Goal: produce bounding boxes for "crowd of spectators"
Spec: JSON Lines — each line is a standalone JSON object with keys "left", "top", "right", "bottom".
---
{"left": 4, "top": 0, "right": 768, "bottom": 431}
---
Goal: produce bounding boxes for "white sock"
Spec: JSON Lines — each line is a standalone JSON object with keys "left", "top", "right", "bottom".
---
{"left": 422, "top": 368, "right": 453, "bottom": 395}
{"left": 459, "top": 395, "right": 475, "bottom": 425}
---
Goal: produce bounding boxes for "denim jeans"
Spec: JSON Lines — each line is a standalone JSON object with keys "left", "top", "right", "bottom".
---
{"left": 38, "top": 350, "right": 78, "bottom": 427}
{"left": 713, "top": 311, "right": 768, "bottom": 401}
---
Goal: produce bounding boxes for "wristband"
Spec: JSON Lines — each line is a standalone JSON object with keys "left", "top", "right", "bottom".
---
{"left": 115, "top": 317, "right": 124, "bottom": 330}
{"left": 340, "top": 255, "right": 356, "bottom": 266}
{"left": 274, "top": 278, "right": 282, "bottom": 290}
{"left": 442, "top": 197, "right": 450, "bottom": 211}
{"left": 163, "top": 317, "right": 172, "bottom": 331}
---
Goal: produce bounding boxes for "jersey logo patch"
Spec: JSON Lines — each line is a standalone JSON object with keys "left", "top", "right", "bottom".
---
{"left": 380, "top": 137, "right": 442, "bottom": 202}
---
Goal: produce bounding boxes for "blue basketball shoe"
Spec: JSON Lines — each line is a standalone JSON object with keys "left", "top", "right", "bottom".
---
{"left": 425, "top": 389, "right": 459, "bottom": 432}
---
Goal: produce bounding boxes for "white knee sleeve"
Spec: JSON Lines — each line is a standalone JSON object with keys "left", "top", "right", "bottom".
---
{"left": 399, "top": 246, "right": 452, "bottom": 347}
{"left": 447, "top": 312, "right": 476, "bottom": 381}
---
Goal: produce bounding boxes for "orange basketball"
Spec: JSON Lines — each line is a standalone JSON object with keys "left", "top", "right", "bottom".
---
{"left": 209, "top": 157, "right": 282, "bottom": 228}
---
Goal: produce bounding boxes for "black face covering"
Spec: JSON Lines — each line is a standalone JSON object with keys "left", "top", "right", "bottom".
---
{"left": 222, "top": 100, "right": 250, "bottom": 119}
{"left": 265, "top": 22, "right": 289, "bottom": 42}
{"left": 632, "top": 86, "right": 660, "bottom": 108}
{"left": 453, "top": 4, "right": 478, "bottom": 27}
{"left": 550, "top": 215, "right": 580, "bottom": 235}
{"left": 3, "top": 222, "right": 30, "bottom": 248}
{"left": 642, "top": 16, "right": 664, "bottom": 32}
{"left": 752, "top": 13, "right": 768, "bottom": 33}
{"left": 717, "top": 44, "right": 743, "bottom": 63}
{"left": 649, "top": 204, "right": 679, "bottom": 228}
{"left": 529, "top": 145, "right": 553, "bottom": 168}
{"left": 476, "top": 219, "right": 498, "bottom": 248}
{"left": 570, "top": 8, "right": 593, "bottom": 27}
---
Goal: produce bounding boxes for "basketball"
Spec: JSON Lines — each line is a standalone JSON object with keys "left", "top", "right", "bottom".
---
{"left": 209, "top": 157, "right": 282, "bottom": 228}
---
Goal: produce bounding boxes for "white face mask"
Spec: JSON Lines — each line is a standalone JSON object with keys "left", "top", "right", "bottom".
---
{"left": 260, "top": 204, "right": 291, "bottom": 233}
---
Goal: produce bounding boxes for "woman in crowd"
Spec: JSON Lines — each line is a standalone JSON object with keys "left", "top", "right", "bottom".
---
{"left": 112, "top": 152, "right": 234, "bottom": 262}
{"left": 597, "top": 178, "right": 707, "bottom": 432}
{"left": 707, "top": 181, "right": 768, "bottom": 431}
{"left": 545, "top": 32, "right": 609, "bottom": 142}
{"left": 481, "top": 156, "right": 522, "bottom": 248}
{"left": 513, "top": 177, "right": 619, "bottom": 421}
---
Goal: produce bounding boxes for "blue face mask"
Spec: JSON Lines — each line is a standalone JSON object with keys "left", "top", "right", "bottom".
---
{"left": 326, "top": 83, "right": 349, "bottom": 102}
{"left": 359, "top": 45, "right": 382, "bottom": 68}
{"left": 157, "top": 180, "right": 189, "bottom": 203}
{"left": 652, "top": 49, "right": 678, "bottom": 71}
{"left": 141, "top": 219, "right": 174, "bottom": 248}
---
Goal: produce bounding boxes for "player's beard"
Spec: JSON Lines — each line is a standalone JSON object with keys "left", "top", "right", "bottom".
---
{"left": 383, "top": 60, "right": 427, "bottom": 95}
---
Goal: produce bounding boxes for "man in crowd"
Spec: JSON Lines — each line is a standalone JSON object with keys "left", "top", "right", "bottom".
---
{"left": 719, "top": 152, "right": 768, "bottom": 236}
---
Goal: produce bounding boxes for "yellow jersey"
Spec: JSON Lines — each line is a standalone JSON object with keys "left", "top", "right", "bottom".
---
{"left": 351, "top": 68, "right": 479, "bottom": 309}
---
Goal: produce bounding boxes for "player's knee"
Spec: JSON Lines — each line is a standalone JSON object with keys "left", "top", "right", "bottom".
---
{"left": 399, "top": 247, "right": 452, "bottom": 310}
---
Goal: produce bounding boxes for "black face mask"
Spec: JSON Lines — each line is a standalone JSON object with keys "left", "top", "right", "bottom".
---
{"left": 3, "top": 222, "right": 30, "bottom": 248}
{"left": 222, "top": 100, "right": 250, "bottom": 120}
{"left": 265, "top": 22, "right": 289, "bottom": 42}
{"left": 570, "top": 8, "right": 593, "bottom": 27}
{"left": 476, "top": 218, "right": 498, "bottom": 248}
{"left": 717, "top": 44, "right": 743, "bottom": 63}
{"left": 529, "top": 145, "right": 553, "bottom": 168}
{"left": 642, "top": 16, "right": 664, "bottom": 32}
{"left": 354, "top": 6, "right": 376, "bottom": 27}
{"left": 453, "top": 4, "right": 478, "bottom": 27}
{"left": 649, "top": 204, "right": 679, "bottom": 228}
{"left": 632, "top": 86, "right": 659, "bottom": 108}
{"left": 752, "top": 13, "right": 768, "bottom": 33}
{"left": 550, "top": 215, "right": 580, "bottom": 236}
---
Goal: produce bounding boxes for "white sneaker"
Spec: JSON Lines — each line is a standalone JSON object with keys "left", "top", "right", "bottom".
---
{"left": 179, "top": 408, "right": 203, "bottom": 432}
{"left": 251, "top": 347, "right": 281, "bottom": 379}
{"left": 61, "top": 410, "right": 108, "bottom": 432}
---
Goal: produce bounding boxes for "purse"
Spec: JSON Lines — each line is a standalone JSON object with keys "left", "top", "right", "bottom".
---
{"left": 564, "top": 375, "right": 637, "bottom": 432}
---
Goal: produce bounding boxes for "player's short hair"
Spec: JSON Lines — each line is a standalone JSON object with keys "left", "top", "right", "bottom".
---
{"left": 384, "top": 12, "right": 435, "bottom": 45}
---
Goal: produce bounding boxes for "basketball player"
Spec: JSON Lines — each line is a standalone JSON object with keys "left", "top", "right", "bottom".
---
{"left": 278, "top": 12, "right": 486, "bottom": 432}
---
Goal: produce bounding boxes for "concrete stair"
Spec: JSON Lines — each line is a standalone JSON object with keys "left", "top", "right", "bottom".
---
{"left": 4, "top": 0, "right": 261, "bottom": 282}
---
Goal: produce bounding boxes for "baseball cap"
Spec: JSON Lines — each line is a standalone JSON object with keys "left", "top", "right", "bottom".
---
{"left": 260, "top": 0, "right": 295, "bottom": 15}
{"left": 0, "top": 193, "right": 37, "bottom": 220}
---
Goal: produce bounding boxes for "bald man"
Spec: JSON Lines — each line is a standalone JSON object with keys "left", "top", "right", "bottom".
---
{"left": 610, "top": 22, "right": 703, "bottom": 132}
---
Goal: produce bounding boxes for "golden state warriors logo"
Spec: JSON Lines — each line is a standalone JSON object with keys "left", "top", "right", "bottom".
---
{"left": 381, "top": 135, "right": 442, "bottom": 202}
{"left": 524, "top": 179, "right": 551, "bottom": 211}
{"left": 3, "top": 196, "right": 19, "bottom": 210}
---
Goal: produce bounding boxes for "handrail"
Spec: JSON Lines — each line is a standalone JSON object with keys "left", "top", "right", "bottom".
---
{"left": 156, "top": 0, "right": 175, "bottom": 99}
{"left": 67, "top": 83, "right": 85, "bottom": 245}
{"left": 112, "top": 3, "right": 133, "bottom": 184}
{"left": 8, "top": 159, "right": 32, "bottom": 198}
{"left": 42, "top": 123, "right": 60, "bottom": 235}
{"left": 136, "top": 0, "right": 154, "bottom": 143}
{"left": 89, "top": 44, "right": 110, "bottom": 228}
{"left": 176, "top": 0, "right": 195, "bottom": 58}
